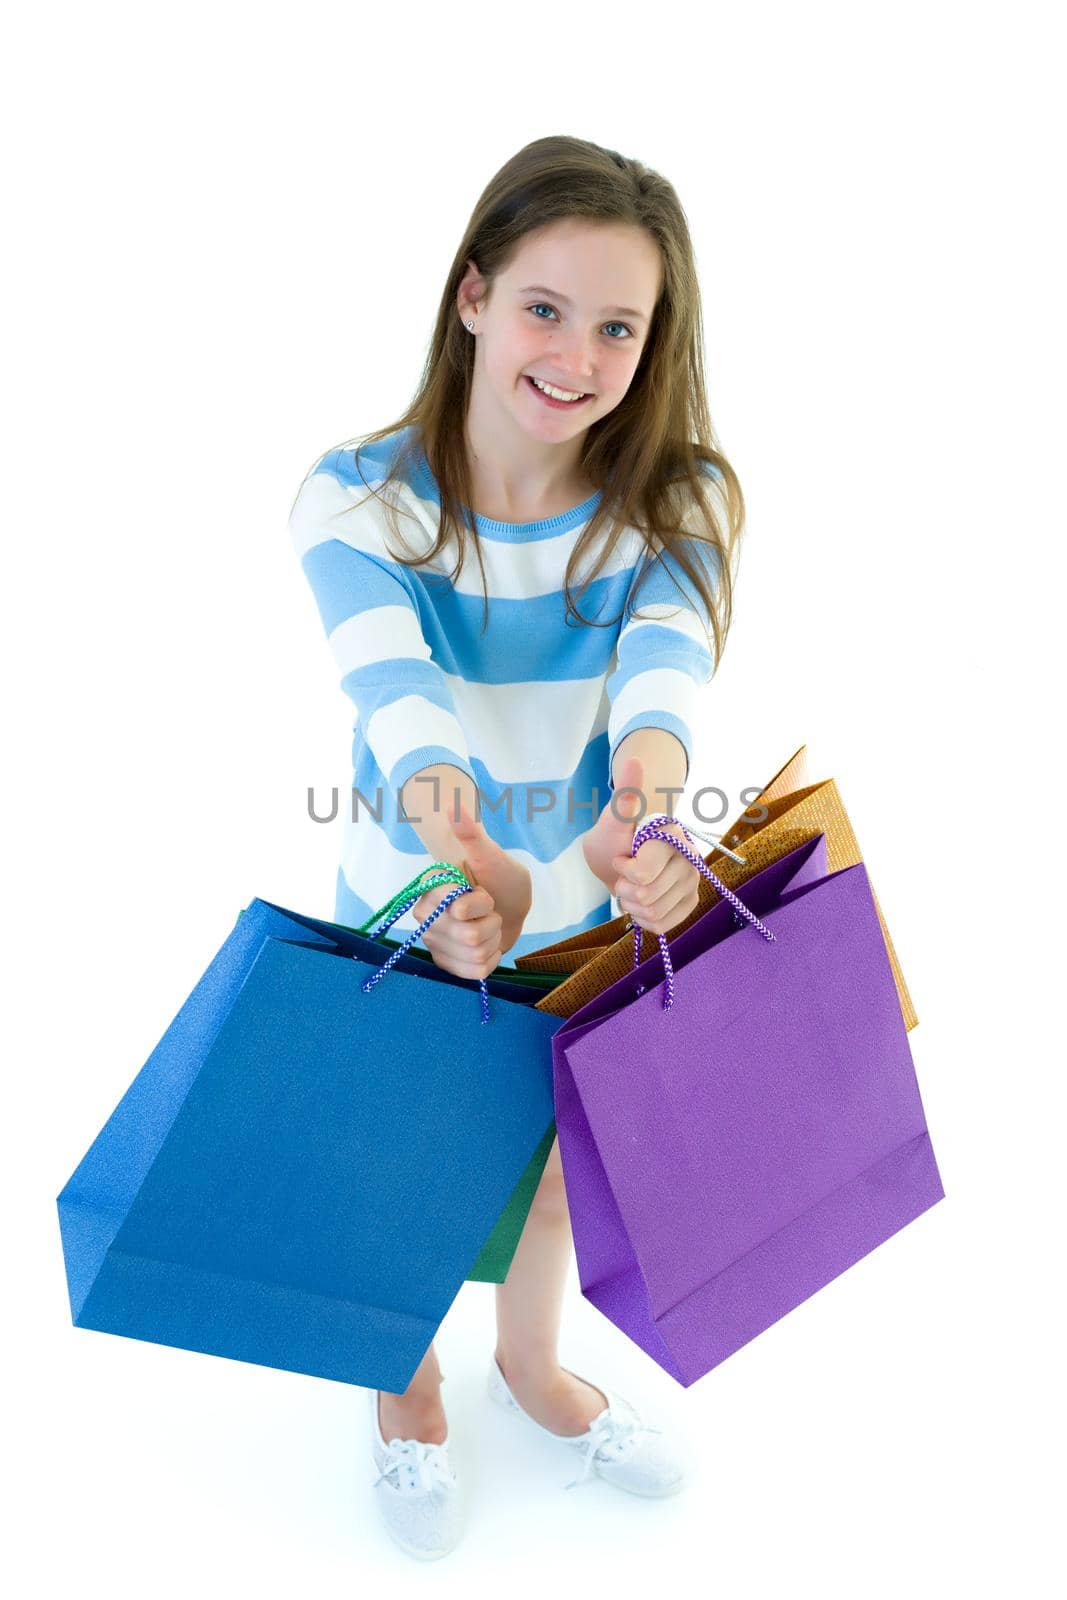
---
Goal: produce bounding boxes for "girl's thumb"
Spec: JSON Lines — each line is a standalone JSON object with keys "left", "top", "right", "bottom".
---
{"left": 453, "top": 800, "right": 485, "bottom": 847}
{"left": 612, "top": 755, "right": 645, "bottom": 820}
{"left": 618, "top": 787, "right": 643, "bottom": 818}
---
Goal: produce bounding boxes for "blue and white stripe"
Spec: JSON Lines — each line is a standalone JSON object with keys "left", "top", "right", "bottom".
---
{"left": 288, "top": 427, "right": 722, "bottom": 961}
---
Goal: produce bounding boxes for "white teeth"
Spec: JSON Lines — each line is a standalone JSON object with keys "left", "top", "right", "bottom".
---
{"left": 531, "top": 376, "right": 586, "bottom": 402}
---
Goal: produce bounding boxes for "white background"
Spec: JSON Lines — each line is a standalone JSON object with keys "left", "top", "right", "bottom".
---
{"left": 5, "top": 1, "right": 1064, "bottom": 1595}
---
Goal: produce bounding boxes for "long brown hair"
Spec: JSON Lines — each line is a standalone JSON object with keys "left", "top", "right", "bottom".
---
{"left": 313, "top": 134, "right": 745, "bottom": 668}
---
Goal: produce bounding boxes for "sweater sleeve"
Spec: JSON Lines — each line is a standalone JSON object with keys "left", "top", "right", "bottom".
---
{"left": 288, "top": 451, "right": 477, "bottom": 799}
{"left": 605, "top": 468, "right": 726, "bottom": 790}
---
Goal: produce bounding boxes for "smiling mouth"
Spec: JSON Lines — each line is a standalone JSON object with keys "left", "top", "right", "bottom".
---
{"left": 525, "top": 375, "right": 594, "bottom": 403}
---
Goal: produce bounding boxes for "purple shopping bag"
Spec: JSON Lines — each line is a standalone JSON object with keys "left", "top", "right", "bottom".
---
{"left": 552, "top": 829, "right": 945, "bottom": 1387}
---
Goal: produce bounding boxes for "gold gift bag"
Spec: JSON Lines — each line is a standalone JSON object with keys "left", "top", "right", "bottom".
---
{"left": 516, "top": 744, "right": 917, "bottom": 1031}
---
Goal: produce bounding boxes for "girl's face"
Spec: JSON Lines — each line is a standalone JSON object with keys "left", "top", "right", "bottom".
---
{"left": 459, "top": 219, "right": 663, "bottom": 445}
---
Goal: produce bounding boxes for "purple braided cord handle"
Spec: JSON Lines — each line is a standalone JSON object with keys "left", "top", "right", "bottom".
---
{"left": 360, "top": 877, "right": 491, "bottom": 1026}
{"left": 625, "top": 813, "right": 776, "bottom": 1012}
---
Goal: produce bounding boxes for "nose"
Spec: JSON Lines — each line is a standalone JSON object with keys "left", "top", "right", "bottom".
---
{"left": 552, "top": 328, "right": 597, "bottom": 387}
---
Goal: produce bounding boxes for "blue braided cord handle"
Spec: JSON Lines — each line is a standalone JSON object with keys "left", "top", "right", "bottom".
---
{"left": 354, "top": 864, "right": 492, "bottom": 1025}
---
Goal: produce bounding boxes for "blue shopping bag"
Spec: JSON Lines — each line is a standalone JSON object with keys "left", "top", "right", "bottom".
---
{"left": 56, "top": 872, "right": 560, "bottom": 1392}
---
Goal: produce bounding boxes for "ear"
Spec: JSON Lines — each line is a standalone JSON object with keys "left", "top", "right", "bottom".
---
{"left": 456, "top": 257, "right": 487, "bottom": 321}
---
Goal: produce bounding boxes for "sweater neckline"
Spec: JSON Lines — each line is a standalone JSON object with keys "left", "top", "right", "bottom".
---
{"left": 409, "top": 444, "right": 603, "bottom": 541}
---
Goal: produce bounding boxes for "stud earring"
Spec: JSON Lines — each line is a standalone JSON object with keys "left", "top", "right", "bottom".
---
{"left": 466, "top": 320, "right": 474, "bottom": 330}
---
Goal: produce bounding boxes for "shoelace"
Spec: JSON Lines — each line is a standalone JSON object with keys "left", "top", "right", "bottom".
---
{"left": 564, "top": 1410, "right": 664, "bottom": 1490}
{"left": 374, "top": 1435, "right": 455, "bottom": 1497}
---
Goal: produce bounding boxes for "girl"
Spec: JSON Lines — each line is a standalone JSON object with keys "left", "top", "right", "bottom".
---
{"left": 288, "top": 134, "right": 744, "bottom": 1559}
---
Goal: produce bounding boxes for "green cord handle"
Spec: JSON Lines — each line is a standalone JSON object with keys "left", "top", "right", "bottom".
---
{"left": 354, "top": 861, "right": 474, "bottom": 936}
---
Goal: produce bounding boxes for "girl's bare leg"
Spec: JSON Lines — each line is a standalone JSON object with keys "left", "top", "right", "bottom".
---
{"left": 377, "top": 1339, "right": 447, "bottom": 1445}
{"left": 493, "top": 1136, "right": 609, "bottom": 1436}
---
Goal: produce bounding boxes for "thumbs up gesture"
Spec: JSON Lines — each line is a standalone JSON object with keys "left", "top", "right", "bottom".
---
{"left": 581, "top": 756, "right": 700, "bottom": 938}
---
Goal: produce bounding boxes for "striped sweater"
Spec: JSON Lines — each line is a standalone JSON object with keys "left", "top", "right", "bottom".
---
{"left": 287, "top": 426, "right": 723, "bottom": 963}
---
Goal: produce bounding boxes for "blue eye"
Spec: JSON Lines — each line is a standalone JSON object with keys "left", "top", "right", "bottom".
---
{"left": 527, "top": 304, "right": 633, "bottom": 340}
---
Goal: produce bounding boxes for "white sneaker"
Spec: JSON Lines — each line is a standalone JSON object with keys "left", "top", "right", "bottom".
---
{"left": 368, "top": 1384, "right": 463, "bottom": 1560}
{"left": 488, "top": 1355, "right": 684, "bottom": 1496}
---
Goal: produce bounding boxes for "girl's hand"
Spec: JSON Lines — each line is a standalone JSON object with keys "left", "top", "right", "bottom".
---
{"left": 583, "top": 755, "right": 702, "bottom": 939}
{"left": 447, "top": 801, "right": 532, "bottom": 954}
{"left": 411, "top": 878, "right": 504, "bottom": 982}
{"left": 410, "top": 802, "right": 532, "bottom": 978}
{"left": 612, "top": 822, "right": 701, "bottom": 939}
